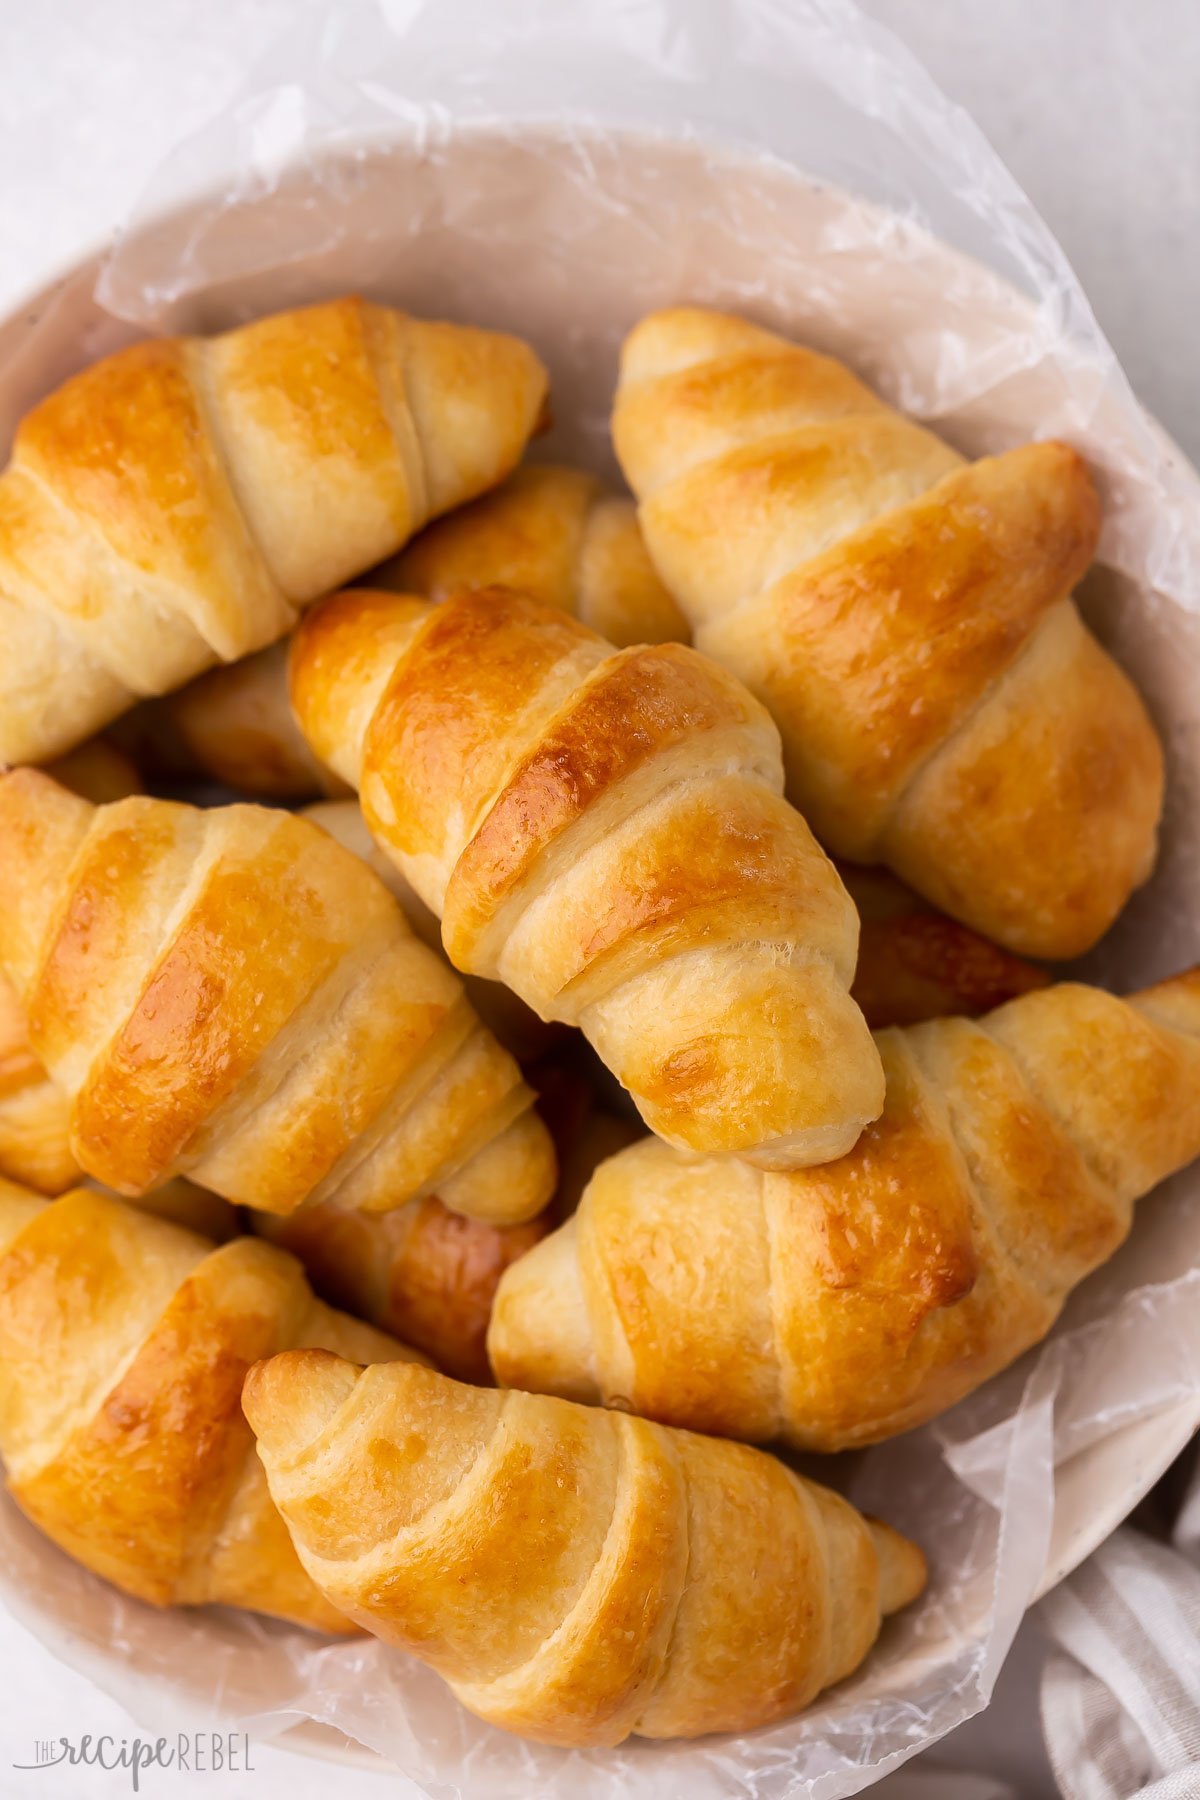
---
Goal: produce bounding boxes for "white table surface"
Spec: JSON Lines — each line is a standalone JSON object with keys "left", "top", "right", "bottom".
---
{"left": 0, "top": 3, "right": 1195, "bottom": 1795}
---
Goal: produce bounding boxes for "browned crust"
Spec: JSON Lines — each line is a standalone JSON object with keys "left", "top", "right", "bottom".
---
{"left": 443, "top": 630, "right": 770, "bottom": 956}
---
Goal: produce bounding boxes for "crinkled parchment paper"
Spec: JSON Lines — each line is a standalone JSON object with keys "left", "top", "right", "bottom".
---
{"left": 1, "top": 3, "right": 1198, "bottom": 1796}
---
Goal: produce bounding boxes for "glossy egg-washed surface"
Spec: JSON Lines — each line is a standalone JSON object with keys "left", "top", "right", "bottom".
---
{"left": 613, "top": 306, "right": 1164, "bottom": 960}
{"left": 290, "top": 584, "right": 884, "bottom": 1170}
{"left": 244, "top": 1352, "right": 925, "bottom": 1744}
{"left": 0, "top": 1182, "right": 420, "bottom": 1627}
{"left": 490, "top": 969, "right": 1200, "bottom": 1450}
{"left": 0, "top": 296, "right": 548, "bottom": 765}
{"left": 0, "top": 769, "right": 553, "bottom": 1223}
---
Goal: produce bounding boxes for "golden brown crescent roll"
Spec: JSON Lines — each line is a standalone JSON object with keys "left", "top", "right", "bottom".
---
{"left": 114, "top": 641, "right": 347, "bottom": 801}
{"left": 379, "top": 462, "right": 689, "bottom": 647}
{"left": 288, "top": 585, "right": 884, "bottom": 1169}
{"left": 304, "top": 800, "right": 557, "bottom": 1063}
{"left": 489, "top": 968, "right": 1200, "bottom": 1451}
{"left": 0, "top": 768, "right": 554, "bottom": 1224}
{"left": 0, "top": 296, "right": 548, "bottom": 764}
{"left": 841, "top": 863, "right": 1048, "bottom": 1029}
{"left": 243, "top": 1351, "right": 925, "bottom": 1744}
{"left": 0, "top": 1182, "right": 422, "bottom": 1628}
{"left": 612, "top": 307, "right": 1164, "bottom": 959}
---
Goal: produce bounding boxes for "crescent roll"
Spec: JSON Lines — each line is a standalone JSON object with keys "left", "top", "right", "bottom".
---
{"left": 489, "top": 967, "right": 1200, "bottom": 1450}
{"left": 0, "top": 1181, "right": 421, "bottom": 1628}
{"left": 0, "top": 296, "right": 548, "bottom": 764}
{"left": 0, "top": 768, "right": 554, "bottom": 1223}
{"left": 289, "top": 585, "right": 885, "bottom": 1168}
{"left": 244, "top": 1351, "right": 926, "bottom": 1744}
{"left": 613, "top": 306, "right": 1164, "bottom": 958}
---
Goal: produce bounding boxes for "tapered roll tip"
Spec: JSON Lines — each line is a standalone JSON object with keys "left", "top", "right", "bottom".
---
{"left": 242, "top": 1348, "right": 361, "bottom": 1466}
{"left": 868, "top": 1518, "right": 927, "bottom": 1616}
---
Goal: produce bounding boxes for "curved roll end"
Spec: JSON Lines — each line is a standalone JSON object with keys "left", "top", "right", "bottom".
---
{"left": 288, "top": 588, "right": 430, "bottom": 789}
{"left": 242, "top": 1347, "right": 361, "bottom": 1470}
{"left": 885, "top": 600, "right": 1165, "bottom": 961}
{"left": 617, "top": 306, "right": 785, "bottom": 391}
{"left": 589, "top": 945, "right": 885, "bottom": 1168}
{"left": 487, "top": 1218, "right": 601, "bottom": 1403}
{"left": 437, "top": 1103, "right": 558, "bottom": 1228}
{"left": 868, "top": 1519, "right": 928, "bottom": 1617}
{"left": 401, "top": 321, "right": 550, "bottom": 520}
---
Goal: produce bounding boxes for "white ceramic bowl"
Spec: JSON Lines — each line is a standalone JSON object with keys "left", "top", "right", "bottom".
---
{"left": 2, "top": 126, "right": 1198, "bottom": 1786}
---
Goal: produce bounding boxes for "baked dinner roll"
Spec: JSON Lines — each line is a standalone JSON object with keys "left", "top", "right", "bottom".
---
{"left": 289, "top": 585, "right": 885, "bottom": 1169}
{"left": 0, "top": 296, "right": 547, "bottom": 763}
{"left": 613, "top": 306, "right": 1164, "bottom": 959}
{"left": 0, "top": 768, "right": 554, "bottom": 1224}
{"left": 244, "top": 1351, "right": 925, "bottom": 1743}
{"left": 0, "top": 1181, "right": 421, "bottom": 1628}
{"left": 490, "top": 967, "right": 1200, "bottom": 1449}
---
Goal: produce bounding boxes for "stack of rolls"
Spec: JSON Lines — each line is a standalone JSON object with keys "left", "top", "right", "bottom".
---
{"left": 0, "top": 294, "right": 1186, "bottom": 1752}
